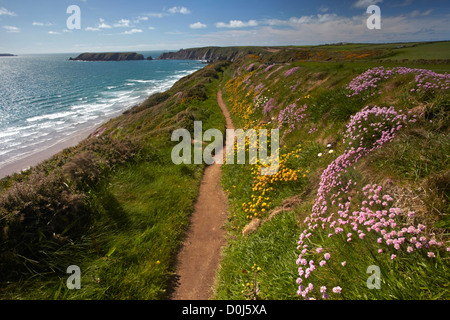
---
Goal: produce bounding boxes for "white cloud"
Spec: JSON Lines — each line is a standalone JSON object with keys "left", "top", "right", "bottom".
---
{"left": 98, "top": 18, "right": 112, "bottom": 29}
{"left": 422, "top": 9, "right": 433, "bottom": 16}
{"left": 48, "top": 31, "right": 60, "bottom": 35}
{"left": 192, "top": 11, "right": 450, "bottom": 48}
{"left": 190, "top": 22, "right": 207, "bottom": 29}
{"left": 85, "top": 18, "right": 112, "bottom": 31}
{"left": 147, "top": 12, "right": 165, "bottom": 18}
{"left": 32, "top": 22, "right": 53, "bottom": 26}
{"left": 114, "top": 19, "right": 130, "bottom": 28}
{"left": 413, "top": 9, "right": 433, "bottom": 17}
{"left": 263, "top": 16, "right": 314, "bottom": 26}
{"left": 168, "top": 6, "right": 191, "bottom": 14}
{"left": 392, "top": 0, "right": 412, "bottom": 7}
{"left": 3, "top": 25, "right": 20, "bottom": 32}
{"left": 164, "top": 31, "right": 188, "bottom": 35}
{"left": 216, "top": 19, "right": 258, "bottom": 28}
{"left": 121, "top": 28, "right": 143, "bottom": 35}
{"left": 353, "top": 0, "right": 383, "bottom": 9}
{"left": 317, "top": 13, "right": 338, "bottom": 22}
{"left": 0, "top": 7, "right": 16, "bottom": 16}
{"left": 143, "top": 7, "right": 190, "bottom": 20}
{"left": 288, "top": 16, "right": 314, "bottom": 24}
{"left": 134, "top": 16, "right": 149, "bottom": 23}
{"left": 148, "top": 26, "right": 156, "bottom": 30}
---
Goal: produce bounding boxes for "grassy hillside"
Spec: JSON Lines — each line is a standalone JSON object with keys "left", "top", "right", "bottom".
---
{"left": 215, "top": 51, "right": 449, "bottom": 300}
{"left": 158, "top": 41, "right": 450, "bottom": 63}
{"left": 0, "top": 61, "right": 228, "bottom": 299}
{"left": 0, "top": 42, "right": 448, "bottom": 300}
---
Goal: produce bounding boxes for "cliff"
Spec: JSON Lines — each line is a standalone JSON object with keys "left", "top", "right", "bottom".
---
{"left": 69, "top": 52, "right": 145, "bottom": 61}
{"left": 157, "top": 46, "right": 270, "bottom": 62}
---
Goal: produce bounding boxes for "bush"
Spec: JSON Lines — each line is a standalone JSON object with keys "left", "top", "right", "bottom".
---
{"left": 81, "top": 135, "right": 139, "bottom": 169}
{"left": 62, "top": 151, "right": 101, "bottom": 188}
{"left": 183, "top": 83, "right": 207, "bottom": 101}
{"left": 128, "top": 92, "right": 172, "bottom": 114}
{"left": 0, "top": 171, "right": 88, "bottom": 280}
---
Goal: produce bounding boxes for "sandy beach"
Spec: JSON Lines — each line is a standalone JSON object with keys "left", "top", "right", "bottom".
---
{"left": 0, "top": 123, "right": 102, "bottom": 180}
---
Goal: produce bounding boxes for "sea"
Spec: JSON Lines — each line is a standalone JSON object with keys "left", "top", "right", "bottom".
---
{"left": 0, "top": 51, "right": 204, "bottom": 171}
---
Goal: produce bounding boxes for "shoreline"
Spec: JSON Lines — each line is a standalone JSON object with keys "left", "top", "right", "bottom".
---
{"left": 0, "top": 63, "right": 204, "bottom": 181}
{"left": 0, "top": 122, "right": 104, "bottom": 180}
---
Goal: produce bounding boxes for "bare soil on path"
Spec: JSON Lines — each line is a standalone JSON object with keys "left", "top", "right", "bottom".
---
{"left": 170, "top": 90, "right": 234, "bottom": 300}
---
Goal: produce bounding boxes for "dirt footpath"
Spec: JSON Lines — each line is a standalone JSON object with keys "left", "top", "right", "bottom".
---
{"left": 170, "top": 90, "right": 234, "bottom": 300}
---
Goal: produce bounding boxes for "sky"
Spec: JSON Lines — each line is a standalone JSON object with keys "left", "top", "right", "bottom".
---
{"left": 0, "top": 0, "right": 449, "bottom": 54}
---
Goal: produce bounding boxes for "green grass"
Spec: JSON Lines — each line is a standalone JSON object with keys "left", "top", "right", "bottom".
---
{"left": 383, "top": 41, "right": 450, "bottom": 61}
{"left": 214, "top": 210, "right": 301, "bottom": 300}
{"left": 69, "top": 161, "right": 204, "bottom": 299}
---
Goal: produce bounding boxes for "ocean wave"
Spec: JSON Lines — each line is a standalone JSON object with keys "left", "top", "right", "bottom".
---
{"left": 127, "top": 79, "right": 157, "bottom": 84}
{"left": 26, "top": 111, "right": 77, "bottom": 122}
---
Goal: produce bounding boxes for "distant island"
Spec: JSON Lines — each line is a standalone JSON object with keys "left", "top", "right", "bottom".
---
{"left": 0, "top": 53, "right": 17, "bottom": 57}
{"left": 69, "top": 52, "right": 146, "bottom": 61}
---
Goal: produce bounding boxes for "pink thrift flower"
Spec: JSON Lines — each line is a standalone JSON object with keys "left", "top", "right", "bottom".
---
{"left": 324, "top": 253, "right": 331, "bottom": 260}
{"left": 332, "top": 286, "right": 342, "bottom": 294}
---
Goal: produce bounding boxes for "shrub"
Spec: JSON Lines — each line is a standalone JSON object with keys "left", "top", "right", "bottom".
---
{"left": 183, "top": 83, "right": 207, "bottom": 101}
{"left": 0, "top": 171, "right": 88, "bottom": 280}
{"left": 62, "top": 151, "right": 101, "bottom": 187}
{"left": 81, "top": 135, "right": 139, "bottom": 169}
{"left": 129, "top": 92, "right": 172, "bottom": 114}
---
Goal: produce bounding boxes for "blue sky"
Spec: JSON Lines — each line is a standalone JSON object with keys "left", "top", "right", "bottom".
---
{"left": 0, "top": 0, "right": 449, "bottom": 54}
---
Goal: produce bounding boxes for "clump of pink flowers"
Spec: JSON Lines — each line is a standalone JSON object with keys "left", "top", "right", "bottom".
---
{"left": 285, "top": 67, "right": 300, "bottom": 77}
{"left": 266, "top": 66, "right": 284, "bottom": 80}
{"left": 290, "top": 80, "right": 302, "bottom": 91}
{"left": 295, "top": 104, "right": 444, "bottom": 300}
{"left": 263, "top": 98, "right": 277, "bottom": 114}
{"left": 308, "top": 127, "right": 318, "bottom": 134}
{"left": 346, "top": 66, "right": 450, "bottom": 98}
{"left": 277, "top": 103, "right": 308, "bottom": 133}
{"left": 311, "top": 106, "right": 416, "bottom": 222}
{"left": 265, "top": 64, "right": 275, "bottom": 72}
{"left": 246, "top": 63, "right": 255, "bottom": 72}
{"left": 343, "top": 105, "right": 416, "bottom": 150}
{"left": 91, "top": 126, "right": 106, "bottom": 138}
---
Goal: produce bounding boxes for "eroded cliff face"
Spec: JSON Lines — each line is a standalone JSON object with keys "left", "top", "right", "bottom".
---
{"left": 157, "top": 47, "right": 265, "bottom": 62}
{"left": 69, "top": 52, "right": 145, "bottom": 61}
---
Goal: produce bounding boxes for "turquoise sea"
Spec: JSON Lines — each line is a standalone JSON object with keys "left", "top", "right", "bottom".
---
{"left": 0, "top": 51, "right": 204, "bottom": 169}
